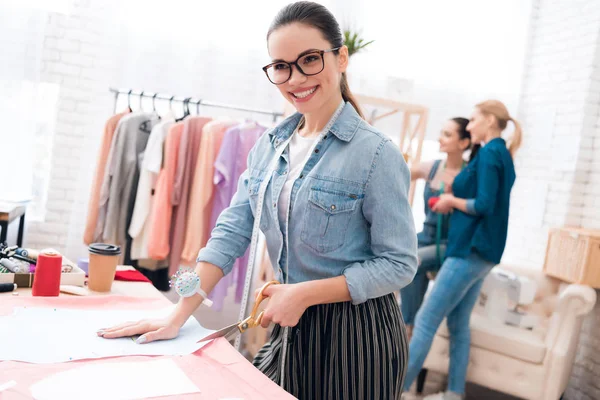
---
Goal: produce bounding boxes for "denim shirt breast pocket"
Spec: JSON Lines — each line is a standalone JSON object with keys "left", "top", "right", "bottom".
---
{"left": 247, "top": 169, "right": 271, "bottom": 232}
{"left": 301, "top": 187, "right": 361, "bottom": 253}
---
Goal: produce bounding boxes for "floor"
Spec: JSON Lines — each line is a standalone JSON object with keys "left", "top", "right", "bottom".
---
{"left": 409, "top": 371, "right": 523, "bottom": 399}
{"left": 163, "top": 288, "right": 521, "bottom": 400}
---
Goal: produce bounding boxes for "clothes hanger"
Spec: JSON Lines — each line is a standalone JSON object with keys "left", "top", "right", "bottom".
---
{"left": 138, "top": 91, "right": 144, "bottom": 111}
{"left": 137, "top": 90, "right": 155, "bottom": 134}
{"left": 176, "top": 98, "right": 191, "bottom": 122}
{"left": 149, "top": 92, "right": 161, "bottom": 121}
{"left": 127, "top": 89, "right": 133, "bottom": 112}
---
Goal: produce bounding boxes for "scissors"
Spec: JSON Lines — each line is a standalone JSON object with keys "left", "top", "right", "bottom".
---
{"left": 198, "top": 280, "right": 279, "bottom": 343}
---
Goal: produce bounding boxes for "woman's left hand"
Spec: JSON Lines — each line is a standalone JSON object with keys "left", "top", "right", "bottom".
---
{"left": 432, "top": 193, "right": 455, "bottom": 214}
{"left": 259, "top": 283, "right": 309, "bottom": 328}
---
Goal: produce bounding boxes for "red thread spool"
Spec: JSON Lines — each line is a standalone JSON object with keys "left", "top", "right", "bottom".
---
{"left": 428, "top": 197, "right": 440, "bottom": 209}
{"left": 32, "top": 250, "right": 62, "bottom": 297}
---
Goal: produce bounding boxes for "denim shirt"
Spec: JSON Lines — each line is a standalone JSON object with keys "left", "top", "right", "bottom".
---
{"left": 197, "top": 102, "right": 418, "bottom": 304}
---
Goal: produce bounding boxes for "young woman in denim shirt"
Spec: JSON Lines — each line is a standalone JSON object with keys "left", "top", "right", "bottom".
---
{"left": 401, "top": 118, "right": 471, "bottom": 340}
{"left": 402, "top": 100, "right": 522, "bottom": 400}
{"left": 100, "top": 2, "right": 418, "bottom": 398}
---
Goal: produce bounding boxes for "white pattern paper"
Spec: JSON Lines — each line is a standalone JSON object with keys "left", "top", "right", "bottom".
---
{"left": 0, "top": 306, "right": 214, "bottom": 363}
{"left": 30, "top": 359, "right": 200, "bottom": 399}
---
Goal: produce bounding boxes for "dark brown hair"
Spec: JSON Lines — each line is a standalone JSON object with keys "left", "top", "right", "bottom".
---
{"left": 267, "top": 1, "right": 365, "bottom": 118}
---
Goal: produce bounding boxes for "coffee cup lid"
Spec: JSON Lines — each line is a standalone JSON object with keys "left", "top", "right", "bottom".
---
{"left": 89, "top": 243, "right": 121, "bottom": 256}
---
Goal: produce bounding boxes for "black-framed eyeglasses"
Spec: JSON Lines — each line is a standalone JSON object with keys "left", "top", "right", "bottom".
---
{"left": 262, "top": 47, "right": 341, "bottom": 85}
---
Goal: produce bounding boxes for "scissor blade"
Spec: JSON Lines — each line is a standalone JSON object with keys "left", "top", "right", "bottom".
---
{"left": 198, "top": 323, "right": 241, "bottom": 343}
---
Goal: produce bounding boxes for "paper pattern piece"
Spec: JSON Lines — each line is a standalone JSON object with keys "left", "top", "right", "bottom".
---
{"left": 30, "top": 359, "right": 200, "bottom": 400}
{"left": 0, "top": 380, "right": 16, "bottom": 393}
{"left": 0, "top": 296, "right": 295, "bottom": 399}
{"left": 0, "top": 306, "right": 214, "bottom": 363}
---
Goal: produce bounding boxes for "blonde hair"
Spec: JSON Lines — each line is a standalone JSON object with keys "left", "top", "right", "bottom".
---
{"left": 476, "top": 100, "right": 522, "bottom": 158}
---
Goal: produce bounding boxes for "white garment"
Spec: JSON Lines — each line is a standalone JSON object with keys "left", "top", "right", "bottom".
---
{"left": 129, "top": 119, "right": 174, "bottom": 260}
{"left": 278, "top": 129, "right": 317, "bottom": 231}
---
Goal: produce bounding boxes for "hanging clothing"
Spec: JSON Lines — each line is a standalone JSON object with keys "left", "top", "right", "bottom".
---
{"left": 208, "top": 122, "right": 266, "bottom": 310}
{"left": 168, "top": 116, "right": 212, "bottom": 274}
{"left": 84, "top": 110, "right": 129, "bottom": 245}
{"left": 129, "top": 119, "right": 174, "bottom": 260}
{"left": 180, "top": 119, "right": 236, "bottom": 264}
{"left": 98, "top": 112, "right": 156, "bottom": 245}
{"left": 253, "top": 294, "right": 408, "bottom": 400}
{"left": 147, "top": 122, "right": 185, "bottom": 260}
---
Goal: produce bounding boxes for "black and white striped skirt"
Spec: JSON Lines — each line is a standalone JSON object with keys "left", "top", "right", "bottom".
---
{"left": 253, "top": 293, "right": 408, "bottom": 400}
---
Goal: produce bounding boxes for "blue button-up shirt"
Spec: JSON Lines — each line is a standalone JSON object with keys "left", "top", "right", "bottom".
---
{"left": 446, "top": 138, "right": 516, "bottom": 264}
{"left": 197, "top": 102, "right": 417, "bottom": 304}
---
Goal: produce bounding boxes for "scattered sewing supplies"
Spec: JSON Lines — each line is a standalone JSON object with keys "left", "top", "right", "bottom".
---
{"left": 0, "top": 283, "right": 17, "bottom": 293}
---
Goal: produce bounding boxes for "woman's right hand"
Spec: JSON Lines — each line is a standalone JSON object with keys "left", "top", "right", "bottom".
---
{"left": 96, "top": 318, "right": 180, "bottom": 344}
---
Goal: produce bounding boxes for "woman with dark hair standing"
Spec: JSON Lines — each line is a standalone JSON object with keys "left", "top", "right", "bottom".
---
{"left": 401, "top": 118, "right": 471, "bottom": 340}
{"left": 99, "top": 2, "right": 418, "bottom": 399}
{"left": 403, "top": 100, "right": 522, "bottom": 400}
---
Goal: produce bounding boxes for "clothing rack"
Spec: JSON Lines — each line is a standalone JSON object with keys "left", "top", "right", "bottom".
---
{"left": 109, "top": 87, "right": 284, "bottom": 122}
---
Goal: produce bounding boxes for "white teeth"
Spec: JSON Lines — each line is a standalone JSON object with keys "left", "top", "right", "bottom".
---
{"left": 294, "top": 87, "right": 316, "bottom": 99}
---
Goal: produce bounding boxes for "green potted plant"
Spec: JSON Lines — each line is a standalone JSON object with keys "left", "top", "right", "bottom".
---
{"left": 343, "top": 29, "right": 374, "bottom": 57}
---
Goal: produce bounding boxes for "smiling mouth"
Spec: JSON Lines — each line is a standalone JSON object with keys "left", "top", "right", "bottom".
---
{"left": 291, "top": 86, "right": 318, "bottom": 99}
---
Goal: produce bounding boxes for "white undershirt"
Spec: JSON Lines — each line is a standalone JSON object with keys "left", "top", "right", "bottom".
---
{"left": 278, "top": 129, "right": 318, "bottom": 231}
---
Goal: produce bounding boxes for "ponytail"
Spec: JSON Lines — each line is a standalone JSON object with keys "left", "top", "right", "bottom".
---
{"left": 507, "top": 117, "right": 523, "bottom": 158}
{"left": 340, "top": 72, "right": 365, "bottom": 119}
{"left": 476, "top": 100, "right": 523, "bottom": 160}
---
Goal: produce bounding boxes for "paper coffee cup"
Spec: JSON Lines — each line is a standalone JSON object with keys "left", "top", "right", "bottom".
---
{"left": 87, "top": 243, "right": 121, "bottom": 292}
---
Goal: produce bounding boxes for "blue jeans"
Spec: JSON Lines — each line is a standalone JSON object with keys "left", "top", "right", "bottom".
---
{"left": 400, "top": 244, "right": 445, "bottom": 325}
{"left": 403, "top": 252, "right": 495, "bottom": 395}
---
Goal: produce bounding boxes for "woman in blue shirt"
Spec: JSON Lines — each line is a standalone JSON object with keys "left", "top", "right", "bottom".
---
{"left": 99, "top": 2, "right": 418, "bottom": 399}
{"left": 402, "top": 100, "right": 522, "bottom": 400}
{"left": 401, "top": 118, "right": 471, "bottom": 340}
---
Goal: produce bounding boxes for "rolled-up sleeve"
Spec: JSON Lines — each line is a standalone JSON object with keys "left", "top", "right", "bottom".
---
{"left": 465, "top": 199, "right": 478, "bottom": 215}
{"left": 196, "top": 153, "right": 255, "bottom": 276}
{"left": 343, "top": 140, "right": 418, "bottom": 304}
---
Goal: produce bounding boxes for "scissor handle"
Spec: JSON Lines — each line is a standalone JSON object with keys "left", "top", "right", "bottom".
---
{"left": 247, "top": 280, "right": 279, "bottom": 328}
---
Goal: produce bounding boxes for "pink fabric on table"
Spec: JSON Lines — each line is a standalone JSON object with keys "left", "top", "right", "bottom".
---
{"left": 0, "top": 296, "right": 293, "bottom": 400}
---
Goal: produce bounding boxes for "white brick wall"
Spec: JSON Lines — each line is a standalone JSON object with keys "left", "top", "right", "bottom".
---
{"left": 25, "top": 0, "right": 117, "bottom": 255}
{"left": 509, "top": 1, "right": 600, "bottom": 399}
{"left": 502, "top": 0, "right": 600, "bottom": 268}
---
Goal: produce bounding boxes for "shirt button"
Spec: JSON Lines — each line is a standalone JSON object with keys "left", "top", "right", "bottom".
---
{"left": 330, "top": 205, "right": 336, "bottom": 211}
{"left": 314, "top": 149, "right": 320, "bottom": 153}
{"left": 273, "top": 203, "right": 277, "bottom": 208}
{"left": 299, "top": 174, "right": 303, "bottom": 179}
